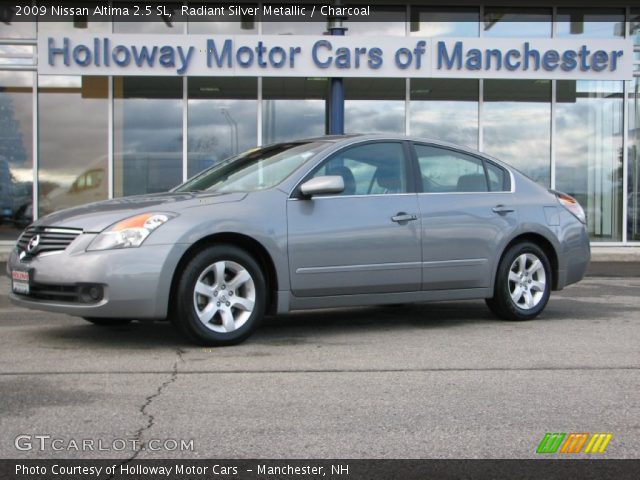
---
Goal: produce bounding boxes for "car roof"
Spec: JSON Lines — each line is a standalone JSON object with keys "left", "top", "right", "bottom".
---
{"left": 295, "top": 134, "right": 505, "bottom": 164}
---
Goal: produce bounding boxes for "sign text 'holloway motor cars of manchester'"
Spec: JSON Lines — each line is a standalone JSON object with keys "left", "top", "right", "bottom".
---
{"left": 38, "top": 34, "right": 634, "bottom": 79}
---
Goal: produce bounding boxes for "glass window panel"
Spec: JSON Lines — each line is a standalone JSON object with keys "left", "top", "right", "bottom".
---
{"left": 262, "top": 4, "right": 325, "bottom": 35}
{"left": 314, "top": 143, "right": 408, "bottom": 195}
{"left": 114, "top": 77, "right": 183, "bottom": 197}
{"left": 346, "top": 6, "right": 406, "bottom": 36}
{"left": 188, "top": 78, "right": 257, "bottom": 178}
{"left": 415, "top": 145, "right": 487, "bottom": 193}
{"left": 263, "top": 77, "right": 327, "bottom": 144}
{"left": 0, "top": 6, "right": 36, "bottom": 38}
{"left": 629, "top": 78, "right": 640, "bottom": 241}
{"left": 187, "top": 3, "right": 257, "bottom": 34}
{"left": 0, "top": 71, "right": 33, "bottom": 238}
{"left": 37, "top": 20, "right": 110, "bottom": 34}
{"left": 483, "top": 80, "right": 551, "bottom": 186}
{"left": 410, "top": 6, "right": 479, "bottom": 37}
{"left": 38, "top": 75, "right": 108, "bottom": 217}
{"left": 483, "top": 7, "right": 552, "bottom": 38}
{"left": 114, "top": 3, "right": 185, "bottom": 33}
{"left": 556, "top": 80, "right": 623, "bottom": 242}
{"left": 345, "top": 78, "right": 405, "bottom": 135}
{"left": 410, "top": 78, "right": 478, "bottom": 149}
{"left": 557, "top": 9, "right": 625, "bottom": 38}
{"left": 631, "top": 9, "right": 640, "bottom": 45}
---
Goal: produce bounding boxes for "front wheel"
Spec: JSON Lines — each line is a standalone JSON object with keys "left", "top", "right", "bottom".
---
{"left": 486, "top": 242, "right": 552, "bottom": 321}
{"left": 172, "top": 245, "right": 266, "bottom": 346}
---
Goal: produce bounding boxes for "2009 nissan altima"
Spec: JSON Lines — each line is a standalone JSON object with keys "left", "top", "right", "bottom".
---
{"left": 8, "top": 135, "right": 590, "bottom": 345}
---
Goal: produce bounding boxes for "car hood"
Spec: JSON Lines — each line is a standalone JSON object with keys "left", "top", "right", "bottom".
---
{"left": 32, "top": 191, "right": 247, "bottom": 232}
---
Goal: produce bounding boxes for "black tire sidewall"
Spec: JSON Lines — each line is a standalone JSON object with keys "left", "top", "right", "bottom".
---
{"left": 494, "top": 242, "right": 552, "bottom": 321}
{"left": 175, "top": 245, "right": 266, "bottom": 345}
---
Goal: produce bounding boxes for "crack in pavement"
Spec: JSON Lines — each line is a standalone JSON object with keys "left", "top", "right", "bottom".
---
{"left": 107, "top": 348, "right": 185, "bottom": 479}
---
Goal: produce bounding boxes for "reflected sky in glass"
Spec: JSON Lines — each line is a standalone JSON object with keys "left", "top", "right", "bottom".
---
{"left": 114, "top": 77, "right": 183, "bottom": 197}
{"left": 483, "top": 8, "right": 552, "bottom": 38}
{"left": 483, "top": 80, "right": 551, "bottom": 186}
{"left": 410, "top": 7, "right": 479, "bottom": 37}
{"left": 557, "top": 9, "right": 625, "bottom": 38}
{"left": 38, "top": 76, "right": 108, "bottom": 216}
{"left": 410, "top": 79, "right": 478, "bottom": 149}
{"left": 556, "top": 80, "right": 623, "bottom": 241}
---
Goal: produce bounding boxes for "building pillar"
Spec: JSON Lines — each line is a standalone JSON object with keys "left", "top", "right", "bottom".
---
{"left": 327, "top": 17, "right": 346, "bottom": 135}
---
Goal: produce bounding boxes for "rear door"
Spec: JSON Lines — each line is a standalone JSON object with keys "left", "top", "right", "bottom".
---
{"left": 287, "top": 141, "right": 422, "bottom": 297}
{"left": 413, "top": 143, "right": 518, "bottom": 290}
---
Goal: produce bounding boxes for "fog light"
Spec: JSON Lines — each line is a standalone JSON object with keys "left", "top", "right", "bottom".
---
{"left": 79, "top": 285, "right": 104, "bottom": 303}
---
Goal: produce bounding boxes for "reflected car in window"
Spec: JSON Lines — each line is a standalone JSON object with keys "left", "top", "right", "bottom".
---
{"left": 8, "top": 135, "right": 591, "bottom": 345}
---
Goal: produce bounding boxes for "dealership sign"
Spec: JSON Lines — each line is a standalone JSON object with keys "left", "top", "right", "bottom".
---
{"left": 38, "top": 34, "right": 634, "bottom": 80}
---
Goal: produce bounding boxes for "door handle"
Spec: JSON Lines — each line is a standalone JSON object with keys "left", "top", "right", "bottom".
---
{"left": 391, "top": 212, "right": 418, "bottom": 223}
{"left": 492, "top": 205, "right": 515, "bottom": 214}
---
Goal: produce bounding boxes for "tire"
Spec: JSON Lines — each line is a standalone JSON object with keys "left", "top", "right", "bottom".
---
{"left": 486, "top": 242, "right": 552, "bottom": 321}
{"left": 83, "top": 317, "right": 133, "bottom": 326}
{"left": 172, "top": 245, "right": 266, "bottom": 346}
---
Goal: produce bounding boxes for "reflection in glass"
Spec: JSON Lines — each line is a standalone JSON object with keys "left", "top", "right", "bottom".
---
{"left": 483, "top": 7, "right": 552, "bottom": 38}
{"left": 631, "top": 10, "right": 640, "bottom": 47}
{"left": 38, "top": 76, "right": 108, "bottom": 216}
{"left": 187, "top": 3, "right": 257, "bottom": 34}
{"left": 37, "top": 21, "right": 110, "bottom": 34}
{"left": 483, "top": 80, "right": 551, "bottom": 186}
{"left": 410, "top": 79, "right": 478, "bottom": 149}
{"left": 262, "top": 4, "right": 325, "bottom": 35}
{"left": 114, "top": 77, "right": 182, "bottom": 196}
{"left": 0, "top": 8, "right": 36, "bottom": 38}
{"left": 188, "top": 78, "right": 257, "bottom": 178}
{"left": 410, "top": 7, "right": 479, "bottom": 37}
{"left": 263, "top": 78, "right": 327, "bottom": 144}
{"left": 557, "top": 9, "right": 625, "bottom": 38}
{"left": 345, "top": 79, "right": 405, "bottom": 135}
{"left": 629, "top": 78, "right": 640, "bottom": 241}
{"left": 346, "top": 6, "right": 406, "bottom": 36}
{"left": 0, "top": 72, "right": 33, "bottom": 238}
{"left": 556, "top": 81, "right": 623, "bottom": 241}
{"left": 114, "top": 3, "right": 185, "bottom": 33}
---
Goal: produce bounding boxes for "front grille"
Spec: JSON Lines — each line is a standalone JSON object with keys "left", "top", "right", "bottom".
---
{"left": 16, "top": 226, "right": 83, "bottom": 256}
{"left": 28, "top": 283, "right": 81, "bottom": 303}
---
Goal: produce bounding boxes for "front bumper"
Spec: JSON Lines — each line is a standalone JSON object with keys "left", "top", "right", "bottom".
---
{"left": 7, "top": 237, "right": 188, "bottom": 319}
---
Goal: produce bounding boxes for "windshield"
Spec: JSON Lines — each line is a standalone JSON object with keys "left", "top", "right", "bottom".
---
{"left": 175, "top": 141, "right": 329, "bottom": 193}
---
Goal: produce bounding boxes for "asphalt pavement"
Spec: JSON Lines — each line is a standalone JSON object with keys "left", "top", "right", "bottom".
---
{"left": 0, "top": 276, "right": 638, "bottom": 459}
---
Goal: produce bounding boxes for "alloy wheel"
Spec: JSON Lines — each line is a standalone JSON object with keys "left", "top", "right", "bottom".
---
{"left": 508, "top": 253, "right": 547, "bottom": 310}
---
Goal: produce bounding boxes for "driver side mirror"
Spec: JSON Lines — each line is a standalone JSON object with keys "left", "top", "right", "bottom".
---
{"left": 299, "top": 176, "right": 345, "bottom": 198}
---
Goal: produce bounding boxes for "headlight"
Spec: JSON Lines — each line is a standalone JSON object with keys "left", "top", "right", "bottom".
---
{"left": 87, "top": 212, "right": 176, "bottom": 251}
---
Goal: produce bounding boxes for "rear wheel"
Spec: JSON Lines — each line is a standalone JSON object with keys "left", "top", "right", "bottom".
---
{"left": 172, "top": 245, "right": 266, "bottom": 346}
{"left": 486, "top": 242, "right": 552, "bottom": 321}
{"left": 82, "top": 317, "right": 132, "bottom": 326}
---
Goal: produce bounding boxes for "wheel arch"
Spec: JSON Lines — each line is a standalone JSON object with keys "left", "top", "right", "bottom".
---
{"left": 168, "top": 232, "right": 279, "bottom": 316}
{"left": 495, "top": 232, "right": 560, "bottom": 291}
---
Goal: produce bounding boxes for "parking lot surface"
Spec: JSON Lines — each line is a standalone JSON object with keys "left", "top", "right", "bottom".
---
{"left": 0, "top": 276, "right": 638, "bottom": 459}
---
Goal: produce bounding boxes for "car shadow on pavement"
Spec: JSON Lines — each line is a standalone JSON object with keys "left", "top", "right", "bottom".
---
{"left": 24, "top": 296, "right": 632, "bottom": 348}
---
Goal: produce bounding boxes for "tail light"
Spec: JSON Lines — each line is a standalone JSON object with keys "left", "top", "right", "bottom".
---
{"left": 555, "top": 191, "right": 586, "bottom": 224}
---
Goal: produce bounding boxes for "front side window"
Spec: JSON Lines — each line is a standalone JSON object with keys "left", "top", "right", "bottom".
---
{"left": 313, "top": 143, "right": 408, "bottom": 196}
{"left": 176, "top": 142, "right": 329, "bottom": 193}
{"left": 414, "top": 145, "right": 488, "bottom": 193}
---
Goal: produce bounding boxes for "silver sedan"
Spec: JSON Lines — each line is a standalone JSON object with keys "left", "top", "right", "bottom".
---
{"left": 8, "top": 135, "right": 590, "bottom": 345}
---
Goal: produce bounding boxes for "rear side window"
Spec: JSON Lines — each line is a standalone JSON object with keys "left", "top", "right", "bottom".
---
{"left": 414, "top": 144, "right": 488, "bottom": 193}
{"left": 485, "top": 162, "right": 509, "bottom": 192}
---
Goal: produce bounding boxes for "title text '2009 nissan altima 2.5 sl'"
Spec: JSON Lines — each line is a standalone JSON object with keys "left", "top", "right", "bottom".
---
{"left": 8, "top": 135, "right": 590, "bottom": 345}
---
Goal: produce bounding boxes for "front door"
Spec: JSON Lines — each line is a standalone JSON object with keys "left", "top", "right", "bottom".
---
{"left": 287, "top": 142, "right": 422, "bottom": 297}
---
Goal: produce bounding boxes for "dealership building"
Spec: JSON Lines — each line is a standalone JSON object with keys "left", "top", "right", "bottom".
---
{"left": 1, "top": 1, "right": 639, "bottom": 250}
